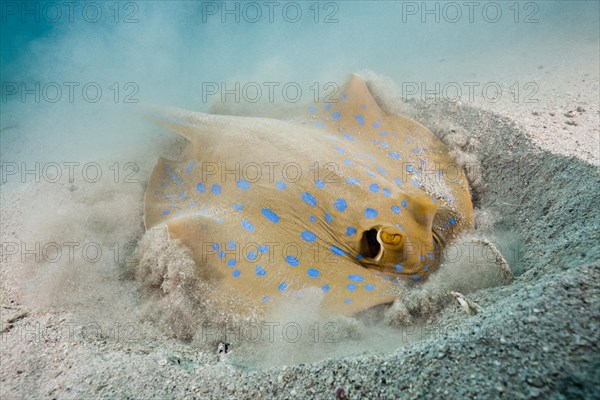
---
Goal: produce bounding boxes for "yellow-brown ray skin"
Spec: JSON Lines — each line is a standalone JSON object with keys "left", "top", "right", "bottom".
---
{"left": 144, "top": 74, "right": 474, "bottom": 316}
{"left": 162, "top": 215, "right": 397, "bottom": 315}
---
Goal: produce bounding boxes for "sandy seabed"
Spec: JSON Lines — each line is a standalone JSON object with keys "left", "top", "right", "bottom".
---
{"left": 1, "top": 48, "right": 599, "bottom": 399}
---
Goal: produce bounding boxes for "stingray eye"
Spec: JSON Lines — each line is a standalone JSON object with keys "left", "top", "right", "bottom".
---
{"left": 381, "top": 231, "right": 403, "bottom": 246}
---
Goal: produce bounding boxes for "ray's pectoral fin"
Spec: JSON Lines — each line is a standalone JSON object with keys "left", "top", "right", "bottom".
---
{"left": 140, "top": 72, "right": 477, "bottom": 316}
{"left": 144, "top": 156, "right": 176, "bottom": 230}
{"left": 143, "top": 105, "right": 249, "bottom": 145}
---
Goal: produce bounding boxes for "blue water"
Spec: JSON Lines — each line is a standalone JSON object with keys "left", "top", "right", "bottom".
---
{"left": 0, "top": 1, "right": 599, "bottom": 109}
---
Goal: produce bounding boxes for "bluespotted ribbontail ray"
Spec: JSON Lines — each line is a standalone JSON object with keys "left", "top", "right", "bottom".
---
{"left": 144, "top": 74, "right": 474, "bottom": 315}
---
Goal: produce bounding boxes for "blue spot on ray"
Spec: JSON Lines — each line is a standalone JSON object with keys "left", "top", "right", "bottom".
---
{"left": 261, "top": 208, "right": 280, "bottom": 223}
{"left": 255, "top": 265, "right": 267, "bottom": 276}
{"left": 164, "top": 167, "right": 183, "bottom": 186}
{"left": 233, "top": 203, "right": 244, "bottom": 211}
{"left": 347, "top": 178, "right": 360, "bottom": 185}
{"left": 334, "top": 198, "right": 348, "bottom": 212}
{"left": 355, "top": 114, "right": 365, "bottom": 126}
{"left": 301, "top": 231, "right": 317, "bottom": 242}
{"left": 276, "top": 181, "right": 286, "bottom": 190}
{"left": 211, "top": 184, "right": 222, "bottom": 195}
{"left": 391, "top": 205, "right": 401, "bottom": 214}
{"left": 348, "top": 274, "right": 365, "bottom": 282}
{"left": 346, "top": 284, "right": 357, "bottom": 291}
{"left": 332, "top": 112, "right": 341, "bottom": 120}
{"left": 365, "top": 208, "right": 378, "bottom": 218}
{"left": 330, "top": 246, "right": 346, "bottom": 256}
{"left": 302, "top": 192, "right": 317, "bottom": 206}
{"left": 346, "top": 226, "right": 357, "bottom": 236}
{"left": 241, "top": 220, "right": 255, "bottom": 231}
{"left": 232, "top": 270, "right": 240, "bottom": 278}
{"left": 369, "top": 184, "right": 380, "bottom": 193}
{"left": 322, "top": 284, "right": 331, "bottom": 292}
{"left": 196, "top": 183, "right": 206, "bottom": 193}
{"left": 286, "top": 256, "right": 299, "bottom": 267}
{"left": 186, "top": 161, "right": 195, "bottom": 174}
{"left": 324, "top": 212, "right": 333, "bottom": 223}
{"left": 278, "top": 282, "right": 288, "bottom": 291}
{"left": 307, "top": 268, "right": 320, "bottom": 278}
{"left": 315, "top": 179, "right": 325, "bottom": 188}
{"left": 376, "top": 165, "right": 388, "bottom": 177}
{"left": 237, "top": 179, "right": 251, "bottom": 190}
